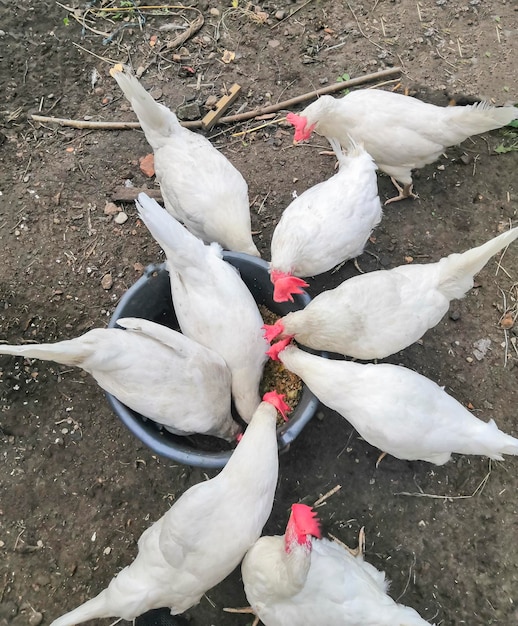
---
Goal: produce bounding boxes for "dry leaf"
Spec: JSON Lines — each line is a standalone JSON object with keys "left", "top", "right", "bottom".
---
{"left": 404, "top": 255, "right": 414, "bottom": 263}
{"left": 500, "top": 312, "right": 514, "bottom": 330}
{"left": 254, "top": 10, "right": 268, "bottom": 23}
{"left": 222, "top": 50, "right": 236, "bottom": 64}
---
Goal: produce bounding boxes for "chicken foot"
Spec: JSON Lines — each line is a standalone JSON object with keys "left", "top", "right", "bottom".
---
{"left": 223, "top": 606, "right": 260, "bottom": 626}
{"left": 376, "top": 451, "right": 388, "bottom": 467}
{"left": 384, "top": 178, "right": 418, "bottom": 205}
{"left": 329, "top": 526, "right": 366, "bottom": 558}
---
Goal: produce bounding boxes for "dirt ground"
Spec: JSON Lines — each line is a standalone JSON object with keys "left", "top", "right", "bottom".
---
{"left": 1, "top": 1, "right": 517, "bottom": 625}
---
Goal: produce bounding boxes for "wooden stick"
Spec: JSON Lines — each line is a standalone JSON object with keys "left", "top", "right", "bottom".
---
{"left": 111, "top": 187, "right": 163, "bottom": 203}
{"left": 201, "top": 83, "right": 241, "bottom": 131}
{"left": 313, "top": 484, "right": 341, "bottom": 507}
{"left": 30, "top": 67, "right": 401, "bottom": 131}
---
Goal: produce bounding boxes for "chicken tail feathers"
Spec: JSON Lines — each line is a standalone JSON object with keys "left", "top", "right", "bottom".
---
{"left": 438, "top": 227, "right": 518, "bottom": 300}
{"left": 446, "top": 101, "right": 518, "bottom": 138}
{"left": 474, "top": 419, "right": 518, "bottom": 460}
{"left": 328, "top": 135, "right": 374, "bottom": 169}
{"left": 136, "top": 193, "right": 217, "bottom": 271}
{"left": 0, "top": 339, "right": 91, "bottom": 367}
{"left": 49, "top": 592, "right": 113, "bottom": 626}
{"left": 110, "top": 64, "right": 181, "bottom": 148}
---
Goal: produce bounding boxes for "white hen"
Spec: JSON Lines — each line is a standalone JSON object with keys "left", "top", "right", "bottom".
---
{"left": 110, "top": 64, "right": 259, "bottom": 256}
{"left": 268, "top": 341, "right": 518, "bottom": 465}
{"left": 49, "top": 391, "right": 290, "bottom": 626}
{"left": 270, "top": 139, "right": 382, "bottom": 302}
{"left": 0, "top": 317, "right": 238, "bottom": 441}
{"left": 264, "top": 227, "right": 518, "bottom": 360}
{"left": 241, "top": 504, "right": 433, "bottom": 626}
{"left": 136, "top": 192, "right": 268, "bottom": 423}
{"left": 287, "top": 89, "right": 518, "bottom": 203}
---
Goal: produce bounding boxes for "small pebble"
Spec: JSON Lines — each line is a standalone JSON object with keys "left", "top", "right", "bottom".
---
{"left": 28, "top": 612, "right": 43, "bottom": 626}
{"left": 449, "top": 310, "right": 461, "bottom": 321}
{"left": 275, "top": 9, "right": 286, "bottom": 20}
{"left": 176, "top": 101, "right": 201, "bottom": 121}
{"left": 268, "top": 39, "right": 281, "bottom": 48}
{"left": 209, "top": 7, "right": 220, "bottom": 16}
{"left": 101, "top": 273, "right": 113, "bottom": 290}
{"left": 114, "top": 211, "right": 128, "bottom": 225}
{"left": 473, "top": 337, "right": 491, "bottom": 360}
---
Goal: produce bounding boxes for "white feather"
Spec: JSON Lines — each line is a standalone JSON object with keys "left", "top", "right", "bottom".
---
{"left": 110, "top": 64, "right": 259, "bottom": 256}
{"left": 50, "top": 398, "right": 281, "bottom": 625}
{"left": 278, "top": 345, "right": 518, "bottom": 465}
{"left": 242, "top": 522, "right": 432, "bottom": 625}
{"left": 270, "top": 141, "right": 382, "bottom": 277}
{"left": 136, "top": 193, "right": 268, "bottom": 422}
{"left": 0, "top": 318, "right": 238, "bottom": 440}
{"left": 296, "top": 89, "right": 518, "bottom": 186}
{"left": 279, "top": 227, "right": 518, "bottom": 359}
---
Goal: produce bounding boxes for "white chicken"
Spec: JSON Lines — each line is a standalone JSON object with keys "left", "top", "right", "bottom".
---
{"left": 286, "top": 89, "right": 518, "bottom": 203}
{"left": 269, "top": 139, "right": 382, "bottom": 302}
{"left": 0, "top": 317, "right": 238, "bottom": 441}
{"left": 241, "top": 503, "right": 433, "bottom": 626}
{"left": 268, "top": 340, "right": 518, "bottom": 465}
{"left": 110, "top": 64, "right": 259, "bottom": 256}
{"left": 263, "top": 226, "right": 518, "bottom": 360}
{"left": 136, "top": 192, "right": 268, "bottom": 423}
{"left": 49, "top": 391, "right": 291, "bottom": 626}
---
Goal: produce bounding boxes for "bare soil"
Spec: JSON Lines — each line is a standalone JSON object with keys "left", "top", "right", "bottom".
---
{"left": 1, "top": 1, "right": 517, "bottom": 625}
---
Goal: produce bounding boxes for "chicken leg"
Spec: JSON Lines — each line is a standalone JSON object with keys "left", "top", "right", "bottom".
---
{"left": 329, "top": 526, "right": 366, "bottom": 558}
{"left": 223, "top": 606, "right": 260, "bottom": 626}
{"left": 384, "top": 178, "right": 418, "bottom": 205}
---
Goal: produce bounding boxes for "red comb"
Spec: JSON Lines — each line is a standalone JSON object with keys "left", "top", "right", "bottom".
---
{"left": 285, "top": 112, "right": 315, "bottom": 142}
{"left": 286, "top": 112, "right": 305, "bottom": 131}
{"left": 266, "top": 336, "right": 293, "bottom": 361}
{"left": 290, "top": 504, "right": 322, "bottom": 539}
{"left": 262, "top": 320, "right": 285, "bottom": 343}
{"left": 262, "top": 390, "right": 292, "bottom": 421}
{"left": 285, "top": 503, "right": 322, "bottom": 551}
{"left": 271, "top": 270, "right": 309, "bottom": 303}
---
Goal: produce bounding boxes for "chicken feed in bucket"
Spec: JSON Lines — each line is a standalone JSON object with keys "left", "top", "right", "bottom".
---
{"left": 108, "top": 252, "right": 323, "bottom": 468}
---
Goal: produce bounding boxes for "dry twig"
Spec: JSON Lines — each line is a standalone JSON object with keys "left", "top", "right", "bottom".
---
{"left": 30, "top": 66, "right": 401, "bottom": 131}
{"left": 271, "top": 0, "right": 316, "bottom": 30}
{"left": 313, "top": 485, "right": 342, "bottom": 507}
{"left": 395, "top": 462, "right": 492, "bottom": 501}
